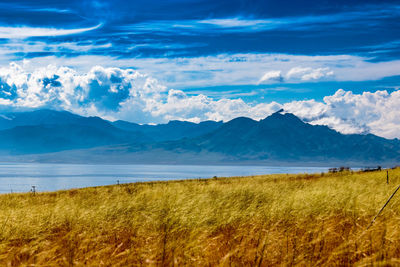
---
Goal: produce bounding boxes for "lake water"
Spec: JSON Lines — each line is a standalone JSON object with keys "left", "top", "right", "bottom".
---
{"left": 0, "top": 163, "right": 330, "bottom": 193}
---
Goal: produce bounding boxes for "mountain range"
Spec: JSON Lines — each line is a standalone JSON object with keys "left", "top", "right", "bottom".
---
{"left": 0, "top": 109, "right": 399, "bottom": 166}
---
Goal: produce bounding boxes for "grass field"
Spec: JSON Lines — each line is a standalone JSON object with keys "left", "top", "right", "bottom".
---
{"left": 1, "top": 168, "right": 400, "bottom": 266}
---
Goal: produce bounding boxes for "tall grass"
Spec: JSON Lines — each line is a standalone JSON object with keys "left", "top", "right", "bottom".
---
{"left": 1, "top": 169, "right": 400, "bottom": 265}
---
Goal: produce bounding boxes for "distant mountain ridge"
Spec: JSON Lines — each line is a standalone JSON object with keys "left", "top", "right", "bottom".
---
{"left": 115, "top": 110, "right": 400, "bottom": 164}
{"left": 0, "top": 109, "right": 399, "bottom": 165}
{"left": 0, "top": 109, "right": 222, "bottom": 154}
{"left": 112, "top": 119, "right": 223, "bottom": 141}
{"left": 0, "top": 109, "right": 112, "bottom": 130}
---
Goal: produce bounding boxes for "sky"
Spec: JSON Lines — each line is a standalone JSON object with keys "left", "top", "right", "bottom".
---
{"left": 0, "top": 0, "right": 400, "bottom": 138}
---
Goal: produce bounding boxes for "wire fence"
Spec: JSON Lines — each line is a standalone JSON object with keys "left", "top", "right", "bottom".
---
{"left": 0, "top": 183, "right": 39, "bottom": 193}
{"left": 0, "top": 177, "right": 154, "bottom": 194}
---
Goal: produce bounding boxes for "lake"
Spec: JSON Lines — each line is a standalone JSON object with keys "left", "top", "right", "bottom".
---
{"left": 0, "top": 163, "right": 330, "bottom": 193}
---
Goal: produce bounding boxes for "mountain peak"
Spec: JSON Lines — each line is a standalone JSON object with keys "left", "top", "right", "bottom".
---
{"left": 167, "top": 120, "right": 196, "bottom": 126}
{"left": 223, "top": 116, "right": 258, "bottom": 129}
{"left": 261, "top": 111, "right": 304, "bottom": 125}
{"left": 228, "top": 116, "right": 257, "bottom": 123}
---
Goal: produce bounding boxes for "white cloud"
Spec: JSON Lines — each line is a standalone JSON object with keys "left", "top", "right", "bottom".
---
{"left": 148, "top": 91, "right": 281, "bottom": 123}
{"left": 284, "top": 89, "right": 400, "bottom": 139}
{"left": 197, "top": 18, "right": 278, "bottom": 30}
{"left": 258, "top": 67, "right": 335, "bottom": 84}
{"left": 1, "top": 51, "right": 400, "bottom": 90}
{"left": 0, "top": 63, "right": 162, "bottom": 115}
{"left": 0, "top": 40, "right": 112, "bottom": 57}
{"left": 286, "top": 67, "right": 334, "bottom": 81}
{"left": 258, "top": 70, "right": 283, "bottom": 84}
{"left": 0, "top": 24, "right": 102, "bottom": 39}
{"left": 1, "top": 63, "right": 400, "bottom": 139}
{"left": 0, "top": 63, "right": 281, "bottom": 124}
{"left": 11, "top": 53, "right": 400, "bottom": 89}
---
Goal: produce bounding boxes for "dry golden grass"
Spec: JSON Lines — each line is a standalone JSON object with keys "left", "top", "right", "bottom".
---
{"left": 1, "top": 168, "right": 400, "bottom": 266}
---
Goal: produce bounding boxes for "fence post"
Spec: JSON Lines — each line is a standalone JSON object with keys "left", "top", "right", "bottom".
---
{"left": 387, "top": 170, "right": 389, "bottom": 184}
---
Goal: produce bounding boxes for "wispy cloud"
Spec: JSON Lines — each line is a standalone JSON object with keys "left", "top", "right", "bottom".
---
{"left": 197, "top": 18, "right": 282, "bottom": 30}
{"left": 0, "top": 2, "right": 71, "bottom": 13}
{"left": 361, "top": 40, "right": 400, "bottom": 51}
{"left": 0, "top": 23, "right": 103, "bottom": 39}
{"left": 119, "top": 6, "right": 400, "bottom": 35}
{"left": 0, "top": 40, "right": 112, "bottom": 55}
{"left": 127, "top": 42, "right": 206, "bottom": 51}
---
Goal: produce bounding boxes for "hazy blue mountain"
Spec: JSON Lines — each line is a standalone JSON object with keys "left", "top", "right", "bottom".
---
{"left": 0, "top": 109, "right": 222, "bottom": 154}
{"left": 0, "top": 109, "right": 113, "bottom": 130}
{"left": 112, "top": 119, "right": 223, "bottom": 141}
{"left": 0, "top": 123, "right": 151, "bottom": 154}
{"left": 119, "top": 111, "right": 400, "bottom": 164}
{"left": 0, "top": 110, "right": 152, "bottom": 154}
{"left": 0, "top": 109, "right": 399, "bottom": 165}
{"left": 194, "top": 111, "right": 400, "bottom": 162}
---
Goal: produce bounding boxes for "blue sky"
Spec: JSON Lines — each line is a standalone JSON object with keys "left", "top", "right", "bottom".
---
{"left": 0, "top": 0, "right": 400, "bottom": 138}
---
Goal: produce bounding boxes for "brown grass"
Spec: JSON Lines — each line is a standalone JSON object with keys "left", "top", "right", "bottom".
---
{"left": 1, "top": 169, "right": 400, "bottom": 266}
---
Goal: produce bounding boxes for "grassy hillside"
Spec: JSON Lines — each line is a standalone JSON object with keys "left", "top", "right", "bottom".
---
{"left": 1, "top": 169, "right": 400, "bottom": 265}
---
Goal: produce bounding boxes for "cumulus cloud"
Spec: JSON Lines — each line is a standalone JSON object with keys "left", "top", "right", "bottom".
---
{"left": 283, "top": 89, "right": 400, "bottom": 139}
{"left": 258, "top": 67, "right": 334, "bottom": 83}
{"left": 0, "top": 63, "right": 281, "bottom": 124}
{"left": 258, "top": 70, "right": 283, "bottom": 84}
{"left": 0, "top": 63, "right": 164, "bottom": 117}
{"left": 1, "top": 63, "right": 400, "bottom": 139}
{"left": 166, "top": 88, "right": 400, "bottom": 139}
{"left": 149, "top": 90, "right": 281, "bottom": 123}
{"left": 286, "top": 67, "right": 334, "bottom": 81}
